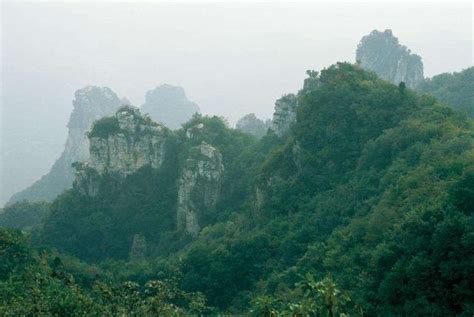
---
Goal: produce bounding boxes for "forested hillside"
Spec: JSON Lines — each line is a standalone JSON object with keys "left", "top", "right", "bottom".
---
{"left": 1, "top": 63, "right": 473, "bottom": 316}
{"left": 418, "top": 67, "right": 474, "bottom": 118}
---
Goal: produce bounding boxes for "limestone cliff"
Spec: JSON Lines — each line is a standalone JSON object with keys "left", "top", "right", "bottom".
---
{"left": 271, "top": 94, "right": 298, "bottom": 137}
{"left": 8, "top": 86, "right": 122, "bottom": 204}
{"left": 177, "top": 142, "right": 224, "bottom": 236}
{"left": 73, "top": 108, "right": 225, "bottom": 237}
{"left": 74, "top": 107, "right": 168, "bottom": 196}
{"left": 356, "top": 29, "right": 424, "bottom": 89}
{"left": 88, "top": 107, "right": 167, "bottom": 175}
{"left": 141, "top": 84, "right": 200, "bottom": 130}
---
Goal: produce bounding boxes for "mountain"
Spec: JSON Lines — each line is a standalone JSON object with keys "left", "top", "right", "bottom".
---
{"left": 356, "top": 29, "right": 424, "bottom": 88}
{"left": 7, "top": 86, "right": 123, "bottom": 204}
{"left": 356, "top": 30, "right": 473, "bottom": 118}
{"left": 141, "top": 84, "right": 200, "bottom": 129}
{"left": 235, "top": 113, "right": 271, "bottom": 139}
{"left": 418, "top": 67, "right": 474, "bottom": 118}
{"left": 2, "top": 63, "right": 473, "bottom": 316}
{"left": 37, "top": 108, "right": 252, "bottom": 261}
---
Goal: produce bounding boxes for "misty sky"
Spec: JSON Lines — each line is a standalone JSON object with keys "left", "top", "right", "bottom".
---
{"left": 1, "top": 1, "right": 473, "bottom": 206}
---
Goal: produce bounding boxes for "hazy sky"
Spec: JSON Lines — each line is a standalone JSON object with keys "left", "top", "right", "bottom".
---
{"left": 1, "top": 1, "right": 473, "bottom": 205}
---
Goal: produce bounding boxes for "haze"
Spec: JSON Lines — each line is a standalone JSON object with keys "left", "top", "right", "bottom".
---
{"left": 1, "top": 1, "right": 472, "bottom": 206}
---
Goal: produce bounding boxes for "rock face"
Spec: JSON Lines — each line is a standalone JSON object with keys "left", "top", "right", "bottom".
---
{"left": 177, "top": 142, "right": 224, "bottom": 236}
{"left": 141, "top": 84, "right": 200, "bottom": 129}
{"left": 129, "top": 234, "right": 147, "bottom": 260}
{"left": 356, "top": 29, "right": 424, "bottom": 89}
{"left": 74, "top": 107, "right": 168, "bottom": 197}
{"left": 236, "top": 113, "right": 270, "bottom": 139}
{"left": 87, "top": 107, "right": 167, "bottom": 176}
{"left": 271, "top": 94, "right": 298, "bottom": 137}
{"left": 8, "top": 86, "right": 122, "bottom": 204}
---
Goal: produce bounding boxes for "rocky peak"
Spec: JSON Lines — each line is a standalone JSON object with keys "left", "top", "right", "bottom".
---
{"left": 7, "top": 86, "right": 122, "bottom": 204}
{"left": 68, "top": 86, "right": 123, "bottom": 131}
{"left": 236, "top": 113, "right": 270, "bottom": 139}
{"left": 141, "top": 84, "right": 200, "bottom": 129}
{"left": 356, "top": 29, "right": 424, "bottom": 89}
{"left": 73, "top": 107, "right": 168, "bottom": 197}
{"left": 177, "top": 142, "right": 224, "bottom": 236}
{"left": 271, "top": 94, "right": 298, "bottom": 137}
{"left": 87, "top": 106, "right": 168, "bottom": 176}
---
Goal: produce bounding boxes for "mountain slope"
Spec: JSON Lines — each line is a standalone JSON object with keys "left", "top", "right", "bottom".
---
{"left": 7, "top": 87, "right": 123, "bottom": 204}
{"left": 418, "top": 67, "right": 474, "bottom": 118}
{"left": 4, "top": 63, "right": 473, "bottom": 315}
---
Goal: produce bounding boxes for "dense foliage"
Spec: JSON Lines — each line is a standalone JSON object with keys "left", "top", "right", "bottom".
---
{"left": 0, "top": 201, "right": 49, "bottom": 230}
{"left": 1, "top": 63, "right": 473, "bottom": 315}
{"left": 88, "top": 116, "right": 121, "bottom": 138}
{"left": 0, "top": 228, "right": 208, "bottom": 316}
{"left": 418, "top": 67, "right": 474, "bottom": 118}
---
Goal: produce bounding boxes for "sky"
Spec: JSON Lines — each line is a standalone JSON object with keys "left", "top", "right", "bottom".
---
{"left": 1, "top": 1, "right": 473, "bottom": 206}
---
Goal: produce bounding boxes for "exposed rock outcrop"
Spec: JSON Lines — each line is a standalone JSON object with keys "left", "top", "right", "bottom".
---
{"left": 8, "top": 86, "right": 122, "bottom": 204}
{"left": 141, "top": 84, "right": 200, "bottom": 130}
{"left": 236, "top": 113, "right": 270, "bottom": 139}
{"left": 177, "top": 142, "right": 224, "bottom": 236}
{"left": 73, "top": 107, "right": 168, "bottom": 197}
{"left": 271, "top": 94, "right": 298, "bottom": 137}
{"left": 129, "top": 234, "right": 147, "bottom": 260}
{"left": 87, "top": 107, "right": 167, "bottom": 175}
{"left": 356, "top": 29, "right": 424, "bottom": 89}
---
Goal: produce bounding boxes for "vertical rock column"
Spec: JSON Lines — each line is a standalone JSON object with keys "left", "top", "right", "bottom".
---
{"left": 177, "top": 142, "right": 224, "bottom": 236}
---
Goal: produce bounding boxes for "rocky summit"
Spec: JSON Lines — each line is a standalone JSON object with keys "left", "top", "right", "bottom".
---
{"left": 235, "top": 113, "right": 271, "bottom": 139}
{"left": 74, "top": 106, "right": 168, "bottom": 196}
{"left": 88, "top": 106, "right": 168, "bottom": 175}
{"left": 7, "top": 86, "right": 123, "bottom": 204}
{"left": 356, "top": 29, "right": 424, "bottom": 89}
{"left": 141, "top": 84, "right": 200, "bottom": 129}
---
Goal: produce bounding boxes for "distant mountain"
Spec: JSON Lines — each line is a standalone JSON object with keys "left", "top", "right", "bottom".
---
{"left": 7, "top": 86, "right": 123, "bottom": 204}
{"left": 141, "top": 84, "right": 200, "bottom": 129}
{"left": 418, "top": 67, "right": 474, "bottom": 118}
{"left": 356, "top": 29, "right": 424, "bottom": 88}
{"left": 235, "top": 113, "right": 271, "bottom": 139}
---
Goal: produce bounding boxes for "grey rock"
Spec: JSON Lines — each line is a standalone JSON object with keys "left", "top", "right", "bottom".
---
{"left": 141, "top": 84, "right": 200, "bottom": 129}
{"left": 177, "top": 142, "right": 224, "bottom": 236}
{"left": 129, "top": 234, "right": 147, "bottom": 260}
{"left": 74, "top": 107, "right": 168, "bottom": 197}
{"left": 88, "top": 107, "right": 167, "bottom": 177}
{"left": 73, "top": 162, "right": 100, "bottom": 197}
{"left": 185, "top": 123, "right": 204, "bottom": 139}
{"left": 236, "top": 113, "right": 269, "bottom": 139}
{"left": 356, "top": 29, "right": 424, "bottom": 89}
{"left": 7, "top": 86, "right": 122, "bottom": 204}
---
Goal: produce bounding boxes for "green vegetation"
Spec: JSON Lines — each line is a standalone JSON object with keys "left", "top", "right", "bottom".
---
{"left": 0, "top": 228, "right": 208, "bottom": 316}
{"left": 236, "top": 113, "right": 270, "bottom": 139}
{"left": 1, "top": 63, "right": 473, "bottom": 315}
{"left": 418, "top": 67, "right": 474, "bottom": 118}
{"left": 88, "top": 116, "right": 121, "bottom": 138}
{"left": 0, "top": 201, "right": 49, "bottom": 230}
